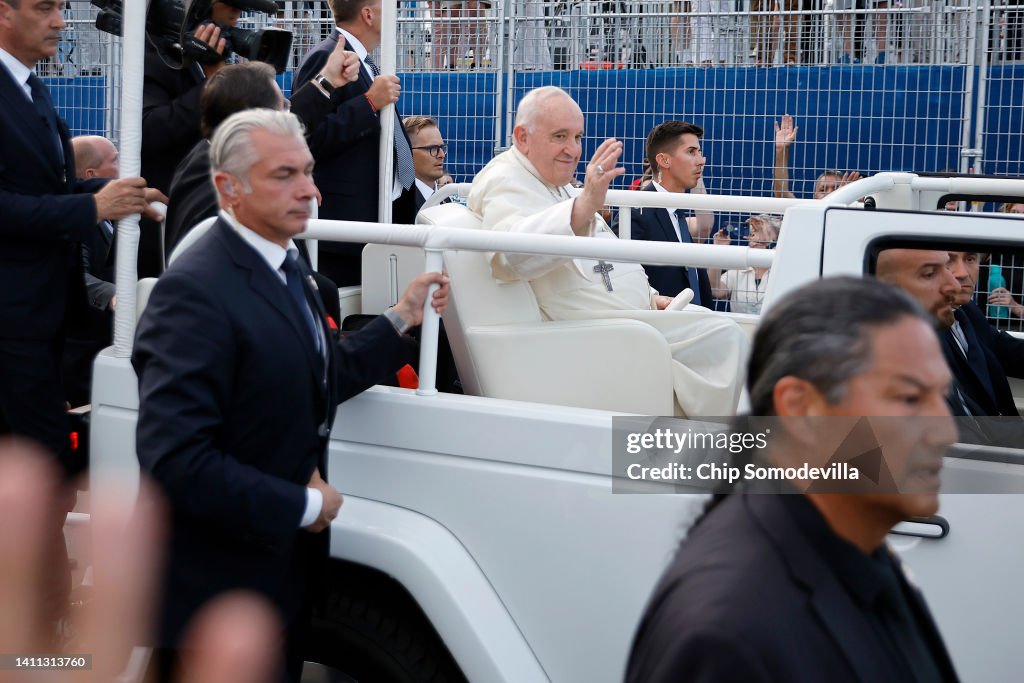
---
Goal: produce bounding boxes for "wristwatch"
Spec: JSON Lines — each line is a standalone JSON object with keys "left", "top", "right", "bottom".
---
{"left": 312, "top": 71, "right": 335, "bottom": 99}
{"left": 384, "top": 307, "right": 412, "bottom": 335}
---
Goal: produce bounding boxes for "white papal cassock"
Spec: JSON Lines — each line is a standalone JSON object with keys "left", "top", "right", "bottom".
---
{"left": 467, "top": 147, "right": 748, "bottom": 416}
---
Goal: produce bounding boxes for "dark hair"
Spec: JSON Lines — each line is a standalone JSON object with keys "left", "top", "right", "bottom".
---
{"left": 329, "top": 0, "right": 376, "bottom": 25}
{"left": 200, "top": 62, "right": 279, "bottom": 138}
{"left": 747, "top": 275, "right": 932, "bottom": 415}
{"left": 691, "top": 276, "right": 934, "bottom": 524}
{"left": 645, "top": 120, "right": 704, "bottom": 169}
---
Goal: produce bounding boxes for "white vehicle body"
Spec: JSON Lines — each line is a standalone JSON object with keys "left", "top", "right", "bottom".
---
{"left": 90, "top": 173, "right": 1024, "bottom": 682}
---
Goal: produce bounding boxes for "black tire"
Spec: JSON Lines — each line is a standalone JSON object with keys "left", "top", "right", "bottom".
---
{"left": 307, "top": 566, "right": 468, "bottom": 683}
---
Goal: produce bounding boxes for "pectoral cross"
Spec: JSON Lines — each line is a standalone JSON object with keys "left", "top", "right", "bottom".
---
{"left": 593, "top": 261, "right": 614, "bottom": 292}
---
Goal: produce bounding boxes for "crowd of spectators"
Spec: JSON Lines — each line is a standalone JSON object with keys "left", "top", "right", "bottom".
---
{"left": 361, "top": 0, "right": 1015, "bottom": 70}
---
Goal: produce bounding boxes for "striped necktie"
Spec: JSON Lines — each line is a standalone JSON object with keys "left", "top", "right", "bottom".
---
{"left": 364, "top": 55, "right": 415, "bottom": 191}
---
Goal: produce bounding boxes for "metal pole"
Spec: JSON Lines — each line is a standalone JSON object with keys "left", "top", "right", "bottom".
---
{"left": 111, "top": 0, "right": 144, "bottom": 357}
{"left": 958, "top": 1, "right": 979, "bottom": 175}
{"left": 972, "top": 0, "right": 993, "bottom": 176}
{"left": 619, "top": 207, "right": 632, "bottom": 240}
{"left": 503, "top": 0, "right": 517, "bottom": 150}
{"left": 416, "top": 249, "right": 445, "bottom": 395}
{"left": 492, "top": 0, "right": 508, "bottom": 158}
{"left": 377, "top": 0, "right": 397, "bottom": 223}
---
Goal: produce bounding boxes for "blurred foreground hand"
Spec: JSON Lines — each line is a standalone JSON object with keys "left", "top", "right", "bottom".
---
{"left": 0, "top": 439, "right": 282, "bottom": 682}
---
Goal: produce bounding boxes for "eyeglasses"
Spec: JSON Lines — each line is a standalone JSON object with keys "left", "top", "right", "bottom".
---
{"left": 412, "top": 143, "right": 448, "bottom": 158}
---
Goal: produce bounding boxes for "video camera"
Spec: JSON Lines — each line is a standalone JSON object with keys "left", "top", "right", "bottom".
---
{"left": 91, "top": 0, "right": 292, "bottom": 73}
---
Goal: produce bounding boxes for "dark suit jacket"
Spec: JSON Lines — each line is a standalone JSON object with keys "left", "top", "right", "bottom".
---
{"left": 619, "top": 185, "right": 714, "bottom": 304}
{"left": 82, "top": 220, "right": 115, "bottom": 312}
{"left": 626, "top": 493, "right": 959, "bottom": 683}
{"left": 140, "top": 42, "right": 206, "bottom": 276}
{"left": 62, "top": 220, "right": 115, "bottom": 407}
{"left": 0, "top": 66, "right": 104, "bottom": 341}
{"left": 142, "top": 42, "right": 205, "bottom": 195}
{"left": 163, "top": 139, "right": 213, "bottom": 258}
{"left": 293, "top": 32, "right": 416, "bottom": 260}
{"left": 942, "top": 302, "right": 1024, "bottom": 417}
{"left": 133, "top": 219, "right": 407, "bottom": 645}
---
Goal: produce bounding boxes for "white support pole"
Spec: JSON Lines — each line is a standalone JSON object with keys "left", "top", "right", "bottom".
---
{"left": 111, "top": 0, "right": 145, "bottom": 357}
{"left": 416, "top": 249, "right": 445, "bottom": 396}
{"left": 618, "top": 207, "right": 632, "bottom": 240}
{"left": 377, "top": 0, "right": 397, "bottom": 224}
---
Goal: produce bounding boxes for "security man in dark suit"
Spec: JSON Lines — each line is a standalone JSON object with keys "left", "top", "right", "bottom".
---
{"left": 134, "top": 109, "right": 448, "bottom": 682}
{"left": 945, "top": 250, "right": 1024, "bottom": 417}
{"left": 0, "top": 0, "right": 163, "bottom": 463}
{"left": 619, "top": 120, "right": 715, "bottom": 306}
{"left": 878, "top": 249, "right": 1024, "bottom": 420}
{"left": 140, "top": 0, "right": 242, "bottom": 276}
{"left": 0, "top": 0, "right": 163, "bottom": 639}
{"left": 627, "top": 277, "right": 961, "bottom": 683}
{"left": 292, "top": 0, "right": 418, "bottom": 286}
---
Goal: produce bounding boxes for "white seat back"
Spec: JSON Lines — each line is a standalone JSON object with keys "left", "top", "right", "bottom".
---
{"left": 421, "top": 204, "right": 674, "bottom": 414}
{"left": 136, "top": 277, "right": 158, "bottom": 324}
{"left": 417, "top": 204, "right": 542, "bottom": 328}
{"left": 167, "top": 216, "right": 217, "bottom": 267}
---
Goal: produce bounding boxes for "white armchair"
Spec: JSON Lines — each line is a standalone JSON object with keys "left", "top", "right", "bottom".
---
{"left": 418, "top": 203, "right": 675, "bottom": 415}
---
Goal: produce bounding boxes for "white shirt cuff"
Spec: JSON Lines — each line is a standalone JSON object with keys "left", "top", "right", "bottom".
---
{"left": 300, "top": 487, "right": 323, "bottom": 527}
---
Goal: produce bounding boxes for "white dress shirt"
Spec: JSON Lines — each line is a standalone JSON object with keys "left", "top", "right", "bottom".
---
{"left": 0, "top": 47, "right": 33, "bottom": 102}
{"left": 651, "top": 181, "right": 684, "bottom": 242}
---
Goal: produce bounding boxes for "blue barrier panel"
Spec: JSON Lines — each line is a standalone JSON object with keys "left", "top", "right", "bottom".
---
{"left": 48, "top": 76, "right": 107, "bottom": 139}
{"left": 53, "top": 65, "right": 1023, "bottom": 194}
{"left": 983, "top": 65, "right": 1024, "bottom": 178}
{"left": 514, "top": 65, "right": 968, "bottom": 197}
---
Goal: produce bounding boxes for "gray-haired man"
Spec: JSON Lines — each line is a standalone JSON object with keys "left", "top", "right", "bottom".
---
{"left": 133, "top": 109, "right": 449, "bottom": 682}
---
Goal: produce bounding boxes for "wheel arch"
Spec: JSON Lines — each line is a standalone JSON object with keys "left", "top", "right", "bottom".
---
{"left": 324, "top": 496, "right": 549, "bottom": 683}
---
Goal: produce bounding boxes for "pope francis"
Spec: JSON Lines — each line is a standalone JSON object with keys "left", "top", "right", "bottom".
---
{"left": 467, "top": 86, "right": 748, "bottom": 416}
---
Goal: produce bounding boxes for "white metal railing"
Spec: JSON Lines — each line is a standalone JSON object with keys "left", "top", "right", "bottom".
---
{"left": 299, "top": 217, "right": 776, "bottom": 394}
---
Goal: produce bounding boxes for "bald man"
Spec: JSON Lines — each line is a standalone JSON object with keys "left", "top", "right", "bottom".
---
{"left": 72, "top": 135, "right": 119, "bottom": 180}
{"left": 876, "top": 248, "right": 1024, "bottom": 421}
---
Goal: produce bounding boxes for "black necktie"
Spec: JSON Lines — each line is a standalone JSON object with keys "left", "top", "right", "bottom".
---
{"left": 363, "top": 55, "right": 415, "bottom": 191}
{"left": 673, "top": 209, "right": 703, "bottom": 306}
{"left": 281, "top": 250, "right": 319, "bottom": 350}
{"left": 27, "top": 74, "right": 64, "bottom": 165}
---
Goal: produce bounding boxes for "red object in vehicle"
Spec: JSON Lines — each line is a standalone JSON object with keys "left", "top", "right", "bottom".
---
{"left": 397, "top": 364, "right": 419, "bottom": 389}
